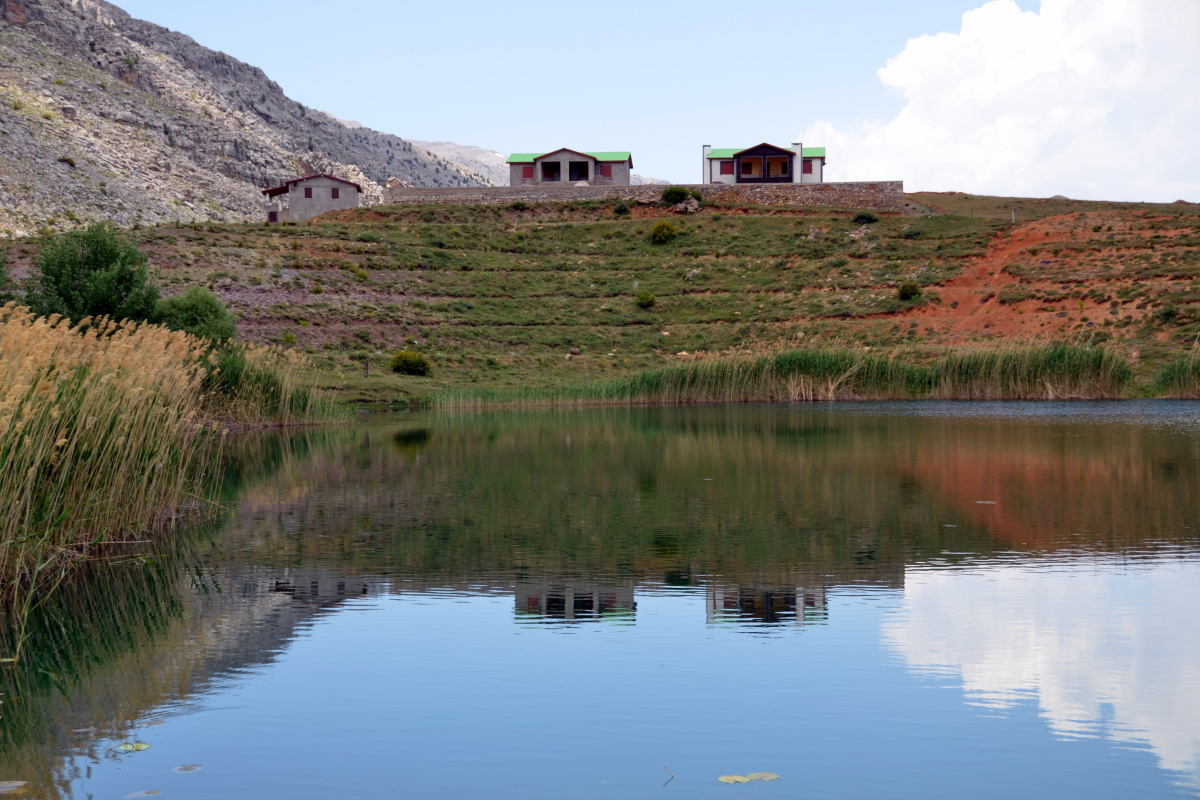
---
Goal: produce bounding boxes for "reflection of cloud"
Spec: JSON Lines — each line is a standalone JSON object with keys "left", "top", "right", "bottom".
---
{"left": 884, "top": 562, "right": 1200, "bottom": 787}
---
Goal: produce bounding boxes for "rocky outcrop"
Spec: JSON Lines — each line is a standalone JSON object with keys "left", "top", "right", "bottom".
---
{"left": 0, "top": 0, "right": 487, "bottom": 235}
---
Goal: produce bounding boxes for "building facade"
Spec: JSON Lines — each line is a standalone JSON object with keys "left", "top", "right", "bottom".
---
{"left": 702, "top": 143, "right": 826, "bottom": 185}
{"left": 506, "top": 149, "right": 633, "bottom": 187}
{"left": 262, "top": 174, "right": 362, "bottom": 223}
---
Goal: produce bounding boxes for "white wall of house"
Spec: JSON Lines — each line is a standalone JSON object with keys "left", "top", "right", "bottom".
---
{"left": 801, "top": 159, "right": 825, "bottom": 184}
{"left": 283, "top": 176, "right": 360, "bottom": 222}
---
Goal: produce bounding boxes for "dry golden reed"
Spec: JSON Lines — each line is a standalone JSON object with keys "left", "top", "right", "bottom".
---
{"left": 0, "top": 303, "right": 214, "bottom": 602}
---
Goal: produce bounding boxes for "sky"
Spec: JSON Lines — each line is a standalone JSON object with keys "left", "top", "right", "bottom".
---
{"left": 114, "top": 0, "right": 1199, "bottom": 202}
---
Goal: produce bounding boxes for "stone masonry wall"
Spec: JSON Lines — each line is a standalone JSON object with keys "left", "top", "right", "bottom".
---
{"left": 383, "top": 181, "right": 904, "bottom": 212}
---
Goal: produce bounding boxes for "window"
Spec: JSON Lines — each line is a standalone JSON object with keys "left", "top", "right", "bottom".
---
{"left": 331, "top": 187, "right": 340, "bottom": 200}
{"left": 719, "top": 160, "right": 734, "bottom": 176}
{"left": 599, "top": 164, "right": 613, "bottom": 179}
{"left": 568, "top": 161, "right": 590, "bottom": 182}
{"left": 304, "top": 187, "right": 312, "bottom": 198}
{"left": 522, "top": 166, "right": 534, "bottom": 180}
{"left": 541, "top": 162, "right": 561, "bottom": 182}
{"left": 740, "top": 157, "right": 762, "bottom": 177}
{"left": 802, "top": 159, "right": 814, "bottom": 175}
{"left": 268, "top": 211, "right": 278, "bottom": 223}
{"left": 767, "top": 156, "right": 789, "bottom": 177}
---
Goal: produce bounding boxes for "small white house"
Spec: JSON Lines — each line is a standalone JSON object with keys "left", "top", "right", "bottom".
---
{"left": 506, "top": 149, "right": 634, "bottom": 186}
{"left": 702, "top": 143, "right": 826, "bottom": 185}
{"left": 262, "top": 174, "right": 362, "bottom": 223}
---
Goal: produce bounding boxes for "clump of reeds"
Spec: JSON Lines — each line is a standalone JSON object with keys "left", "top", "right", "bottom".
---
{"left": 202, "top": 342, "right": 341, "bottom": 424}
{"left": 0, "top": 303, "right": 215, "bottom": 605}
{"left": 1152, "top": 354, "right": 1200, "bottom": 398}
{"left": 435, "top": 344, "right": 1134, "bottom": 409}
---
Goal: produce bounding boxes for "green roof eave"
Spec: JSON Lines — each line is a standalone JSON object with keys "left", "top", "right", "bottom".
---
{"left": 506, "top": 153, "right": 542, "bottom": 164}
{"left": 706, "top": 147, "right": 826, "bottom": 159}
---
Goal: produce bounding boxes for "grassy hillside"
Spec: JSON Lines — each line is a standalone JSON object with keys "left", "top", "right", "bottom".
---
{"left": 5, "top": 194, "right": 1199, "bottom": 404}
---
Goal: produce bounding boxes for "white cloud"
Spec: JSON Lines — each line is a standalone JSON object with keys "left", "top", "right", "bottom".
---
{"left": 804, "top": 0, "right": 1200, "bottom": 201}
{"left": 884, "top": 563, "right": 1200, "bottom": 791}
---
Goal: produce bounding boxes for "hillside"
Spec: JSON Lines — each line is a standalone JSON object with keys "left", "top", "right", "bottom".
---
{"left": 3, "top": 192, "right": 1197, "bottom": 403}
{"left": 0, "top": 0, "right": 488, "bottom": 237}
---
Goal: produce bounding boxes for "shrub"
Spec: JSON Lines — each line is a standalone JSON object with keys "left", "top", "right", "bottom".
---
{"left": 853, "top": 212, "right": 879, "bottom": 224}
{"left": 391, "top": 349, "right": 431, "bottom": 376}
{"left": 613, "top": 200, "right": 630, "bottom": 217}
{"left": 0, "top": 248, "right": 11, "bottom": 303}
{"left": 649, "top": 220, "right": 680, "bottom": 245}
{"left": 897, "top": 280, "right": 922, "bottom": 301}
{"left": 635, "top": 289, "right": 657, "bottom": 310}
{"left": 24, "top": 221, "right": 159, "bottom": 324}
{"left": 154, "top": 286, "right": 237, "bottom": 341}
{"left": 661, "top": 186, "right": 690, "bottom": 205}
{"left": 509, "top": 201, "right": 529, "bottom": 211}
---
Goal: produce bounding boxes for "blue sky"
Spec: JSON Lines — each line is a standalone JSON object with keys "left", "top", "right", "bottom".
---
{"left": 116, "top": 0, "right": 1197, "bottom": 200}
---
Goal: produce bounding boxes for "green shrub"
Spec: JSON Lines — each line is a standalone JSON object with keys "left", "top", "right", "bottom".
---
{"left": 661, "top": 186, "right": 690, "bottom": 205}
{"left": 391, "top": 349, "right": 431, "bottom": 376}
{"left": 613, "top": 200, "right": 630, "bottom": 217}
{"left": 897, "top": 280, "right": 922, "bottom": 301}
{"left": 635, "top": 289, "right": 657, "bottom": 310}
{"left": 509, "top": 201, "right": 529, "bottom": 211}
{"left": 853, "top": 212, "right": 879, "bottom": 224}
{"left": 24, "top": 221, "right": 159, "bottom": 323}
{"left": 649, "top": 220, "right": 680, "bottom": 245}
{"left": 154, "top": 286, "right": 237, "bottom": 341}
{"left": 0, "top": 247, "right": 11, "bottom": 303}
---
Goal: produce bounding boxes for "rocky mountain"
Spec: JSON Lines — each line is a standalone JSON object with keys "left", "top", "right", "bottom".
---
{"left": 0, "top": 0, "right": 488, "bottom": 237}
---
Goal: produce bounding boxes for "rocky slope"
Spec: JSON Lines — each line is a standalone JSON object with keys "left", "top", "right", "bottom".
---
{"left": 0, "top": 0, "right": 487, "bottom": 236}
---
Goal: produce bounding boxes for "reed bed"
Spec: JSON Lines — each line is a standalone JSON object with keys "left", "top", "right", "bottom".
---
{"left": 0, "top": 303, "right": 340, "bottom": 608}
{"left": 1152, "top": 355, "right": 1200, "bottom": 398}
{"left": 435, "top": 344, "right": 1134, "bottom": 409}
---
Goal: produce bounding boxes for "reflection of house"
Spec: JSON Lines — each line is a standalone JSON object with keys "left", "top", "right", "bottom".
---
{"left": 515, "top": 578, "right": 635, "bottom": 622}
{"left": 262, "top": 173, "right": 362, "bottom": 223}
{"left": 702, "top": 143, "right": 826, "bottom": 184}
{"left": 506, "top": 149, "right": 633, "bottom": 186}
{"left": 705, "top": 583, "right": 828, "bottom": 625}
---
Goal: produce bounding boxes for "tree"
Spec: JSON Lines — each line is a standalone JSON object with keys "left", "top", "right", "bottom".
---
{"left": 154, "top": 286, "right": 238, "bottom": 341}
{"left": 25, "top": 222, "right": 159, "bottom": 323}
{"left": 0, "top": 248, "right": 12, "bottom": 304}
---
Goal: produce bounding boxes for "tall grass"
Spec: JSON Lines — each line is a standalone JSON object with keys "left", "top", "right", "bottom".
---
{"left": 0, "top": 303, "right": 215, "bottom": 607}
{"left": 1152, "top": 354, "right": 1200, "bottom": 398}
{"left": 436, "top": 344, "right": 1134, "bottom": 408}
{"left": 0, "top": 303, "right": 342, "bottom": 612}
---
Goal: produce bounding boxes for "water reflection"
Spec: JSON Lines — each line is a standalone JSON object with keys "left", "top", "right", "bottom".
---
{"left": 2, "top": 403, "right": 1198, "bottom": 799}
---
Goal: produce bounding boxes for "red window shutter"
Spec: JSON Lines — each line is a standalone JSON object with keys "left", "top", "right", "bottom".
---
{"left": 719, "top": 161, "right": 734, "bottom": 176}
{"left": 600, "top": 164, "right": 613, "bottom": 178}
{"left": 522, "top": 166, "right": 534, "bottom": 180}
{"left": 803, "top": 159, "right": 813, "bottom": 175}
{"left": 304, "top": 187, "right": 312, "bottom": 198}
{"left": 332, "top": 187, "right": 340, "bottom": 199}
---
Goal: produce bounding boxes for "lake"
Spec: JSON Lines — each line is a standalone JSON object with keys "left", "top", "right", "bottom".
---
{"left": 2, "top": 402, "right": 1199, "bottom": 799}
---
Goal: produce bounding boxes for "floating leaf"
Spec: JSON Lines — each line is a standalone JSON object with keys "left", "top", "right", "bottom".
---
{"left": 172, "top": 765, "right": 203, "bottom": 773}
{"left": 0, "top": 782, "right": 27, "bottom": 795}
{"left": 747, "top": 772, "right": 780, "bottom": 781}
{"left": 718, "top": 775, "right": 750, "bottom": 784}
{"left": 116, "top": 742, "right": 151, "bottom": 752}
{"left": 123, "top": 792, "right": 161, "bottom": 799}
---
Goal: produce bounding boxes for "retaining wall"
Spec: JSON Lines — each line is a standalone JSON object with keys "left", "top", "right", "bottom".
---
{"left": 382, "top": 181, "right": 904, "bottom": 212}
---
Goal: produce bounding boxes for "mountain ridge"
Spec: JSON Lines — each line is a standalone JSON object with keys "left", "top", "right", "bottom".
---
{"left": 0, "top": 0, "right": 488, "bottom": 235}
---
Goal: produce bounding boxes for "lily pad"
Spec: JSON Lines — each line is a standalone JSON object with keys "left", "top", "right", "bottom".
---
{"left": 172, "top": 765, "right": 203, "bottom": 773}
{"left": 123, "top": 792, "right": 161, "bottom": 799}
{"left": 747, "top": 772, "right": 780, "bottom": 781}
{"left": 116, "top": 742, "right": 151, "bottom": 752}
{"left": 0, "top": 782, "right": 27, "bottom": 795}
{"left": 718, "top": 775, "right": 750, "bottom": 784}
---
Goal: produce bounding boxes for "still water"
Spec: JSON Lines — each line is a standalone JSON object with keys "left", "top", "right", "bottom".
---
{"left": 3, "top": 402, "right": 1199, "bottom": 799}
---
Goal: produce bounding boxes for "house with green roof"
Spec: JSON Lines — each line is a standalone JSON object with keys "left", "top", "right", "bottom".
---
{"left": 702, "top": 143, "right": 826, "bottom": 185}
{"left": 506, "top": 149, "right": 634, "bottom": 187}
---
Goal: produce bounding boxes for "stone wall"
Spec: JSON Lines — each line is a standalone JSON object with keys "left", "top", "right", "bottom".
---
{"left": 383, "top": 181, "right": 904, "bottom": 212}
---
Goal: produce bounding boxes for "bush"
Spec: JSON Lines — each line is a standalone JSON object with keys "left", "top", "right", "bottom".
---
{"left": 649, "top": 220, "right": 680, "bottom": 245}
{"left": 154, "top": 286, "right": 237, "bottom": 341}
{"left": 613, "top": 200, "right": 630, "bottom": 217}
{"left": 0, "top": 248, "right": 11, "bottom": 303}
{"left": 391, "top": 349, "right": 431, "bottom": 376}
{"left": 25, "top": 221, "right": 159, "bottom": 323}
{"left": 661, "top": 186, "right": 690, "bottom": 205}
{"left": 853, "top": 212, "right": 879, "bottom": 224}
{"left": 635, "top": 289, "right": 657, "bottom": 310}
{"left": 508, "top": 201, "right": 529, "bottom": 211}
{"left": 897, "top": 280, "right": 922, "bottom": 301}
